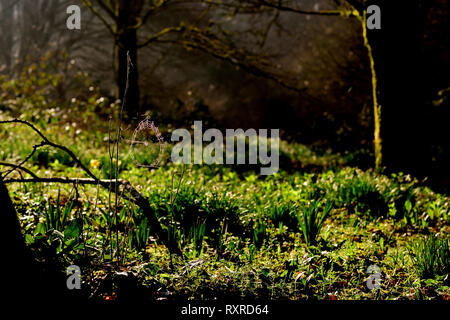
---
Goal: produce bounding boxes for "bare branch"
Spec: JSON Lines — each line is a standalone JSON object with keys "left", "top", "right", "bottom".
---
{"left": 159, "top": 25, "right": 307, "bottom": 93}
{"left": 1, "top": 141, "right": 45, "bottom": 180}
{"left": 95, "top": 0, "right": 117, "bottom": 20}
{"left": 0, "top": 162, "right": 39, "bottom": 179}
{"left": 137, "top": 26, "right": 183, "bottom": 48}
{"left": 250, "top": 0, "right": 350, "bottom": 16}
{"left": 200, "top": 0, "right": 354, "bottom": 16}
{"left": 0, "top": 118, "right": 177, "bottom": 253}
{"left": 3, "top": 177, "right": 124, "bottom": 187}
{"left": 82, "top": 0, "right": 116, "bottom": 37}
{"left": 0, "top": 119, "right": 98, "bottom": 181}
{"left": 139, "top": 0, "right": 168, "bottom": 28}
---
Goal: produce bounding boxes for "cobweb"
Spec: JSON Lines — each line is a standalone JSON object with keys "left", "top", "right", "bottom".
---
{"left": 129, "top": 117, "right": 164, "bottom": 168}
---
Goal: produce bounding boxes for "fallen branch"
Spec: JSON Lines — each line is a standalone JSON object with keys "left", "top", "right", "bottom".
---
{"left": 0, "top": 119, "right": 177, "bottom": 254}
{"left": 3, "top": 177, "right": 124, "bottom": 187}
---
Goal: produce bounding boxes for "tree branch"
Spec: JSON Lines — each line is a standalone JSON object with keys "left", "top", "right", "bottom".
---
{"left": 0, "top": 162, "right": 39, "bottom": 179}
{"left": 253, "top": 0, "right": 352, "bottom": 16}
{"left": 82, "top": 0, "right": 116, "bottom": 37}
{"left": 0, "top": 119, "right": 98, "bottom": 181}
{"left": 201, "top": 0, "right": 355, "bottom": 16}
{"left": 139, "top": 0, "right": 168, "bottom": 28}
{"left": 0, "top": 141, "right": 45, "bottom": 180}
{"left": 160, "top": 25, "right": 307, "bottom": 93}
{"left": 137, "top": 25, "right": 183, "bottom": 48}
{"left": 0, "top": 118, "right": 177, "bottom": 253}
{"left": 3, "top": 177, "right": 123, "bottom": 187}
{"left": 95, "top": 0, "right": 117, "bottom": 20}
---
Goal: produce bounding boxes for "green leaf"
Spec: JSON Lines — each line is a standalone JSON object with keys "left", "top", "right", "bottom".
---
{"left": 61, "top": 201, "right": 74, "bottom": 228}
{"left": 64, "top": 219, "right": 82, "bottom": 239}
{"left": 55, "top": 189, "right": 61, "bottom": 230}
{"left": 35, "top": 222, "right": 46, "bottom": 235}
{"left": 260, "top": 268, "right": 270, "bottom": 278}
{"left": 144, "top": 263, "right": 160, "bottom": 276}
{"left": 25, "top": 234, "right": 34, "bottom": 244}
{"left": 404, "top": 200, "right": 412, "bottom": 213}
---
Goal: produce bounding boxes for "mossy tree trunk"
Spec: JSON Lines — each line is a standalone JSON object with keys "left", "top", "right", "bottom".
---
{"left": 367, "top": 1, "right": 429, "bottom": 175}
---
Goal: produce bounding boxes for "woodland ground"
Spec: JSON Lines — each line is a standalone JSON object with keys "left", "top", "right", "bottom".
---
{"left": 0, "top": 98, "right": 449, "bottom": 302}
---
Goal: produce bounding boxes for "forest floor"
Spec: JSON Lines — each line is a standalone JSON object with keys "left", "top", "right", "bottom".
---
{"left": 0, "top": 106, "right": 449, "bottom": 302}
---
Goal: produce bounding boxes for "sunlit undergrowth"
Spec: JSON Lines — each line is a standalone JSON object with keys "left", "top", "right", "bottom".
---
{"left": 1, "top": 109, "right": 449, "bottom": 301}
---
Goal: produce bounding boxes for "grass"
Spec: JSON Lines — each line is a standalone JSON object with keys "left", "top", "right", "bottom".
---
{"left": 1, "top": 104, "right": 450, "bottom": 301}
{"left": 295, "top": 200, "right": 333, "bottom": 247}
{"left": 337, "top": 177, "right": 388, "bottom": 218}
{"left": 409, "top": 236, "right": 450, "bottom": 280}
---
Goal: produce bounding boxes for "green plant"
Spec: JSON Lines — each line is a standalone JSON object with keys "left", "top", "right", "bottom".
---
{"left": 129, "top": 218, "right": 150, "bottom": 251}
{"left": 31, "top": 193, "right": 83, "bottom": 255}
{"left": 409, "top": 235, "right": 450, "bottom": 279}
{"left": 268, "top": 203, "right": 297, "bottom": 230}
{"left": 189, "top": 221, "right": 206, "bottom": 257}
{"left": 4, "top": 107, "right": 450, "bottom": 300}
{"left": 393, "top": 186, "right": 418, "bottom": 225}
{"left": 43, "top": 192, "right": 74, "bottom": 232}
{"left": 147, "top": 186, "right": 242, "bottom": 252}
{"left": 100, "top": 154, "right": 122, "bottom": 179}
{"left": 339, "top": 178, "right": 388, "bottom": 218}
{"left": 253, "top": 220, "right": 267, "bottom": 248}
{"left": 248, "top": 244, "right": 257, "bottom": 262}
{"left": 295, "top": 200, "right": 333, "bottom": 246}
{"left": 427, "top": 201, "right": 450, "bottom": 224}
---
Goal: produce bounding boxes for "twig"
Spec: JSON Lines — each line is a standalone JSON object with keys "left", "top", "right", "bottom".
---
{"left": 107, "top": 115, "right": 114, "bottom": 261}
{"left": 0, "top": 141, "right": 45, "bottom": 180}
{"left": 0, "top": 161, "right": 39, "bottom": 179}
{"left": 113, "top": 51, "right": 132, "bottom": 263}
{"left": 0, "top": 118, "right": 177, "bottom": 253}
{"left": 3, "top": 177, "right": 125, "bottom": 187}
{"left": 169, "top": 163, "right": 186, "bottom": 268}
{"left": 0, "top": 119, "right": 98, "bottom": 181}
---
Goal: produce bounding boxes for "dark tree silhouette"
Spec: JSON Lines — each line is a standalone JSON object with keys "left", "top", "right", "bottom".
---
{"left": 82, "top": 0, "right": 150, "bottom": 119}
{"left": 1, "top": 177, "right": 28, "bottom": 298}
{"left": 367, "top": 1, "right": 441, "bottom": 176}
{"left": 0, "top": 177, "right": 45, "bottom": 303}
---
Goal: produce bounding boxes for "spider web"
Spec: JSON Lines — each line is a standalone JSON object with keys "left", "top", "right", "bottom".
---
{"left": 129, "top": 117, "right": 164, "bottom": 168}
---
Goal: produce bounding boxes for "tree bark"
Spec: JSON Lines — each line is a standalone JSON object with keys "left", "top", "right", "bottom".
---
{"left": 368, "top": 0, "right": 427, "bottom": 174}
{"left": 116, "top": 1, "right": 143, "bottom": 120}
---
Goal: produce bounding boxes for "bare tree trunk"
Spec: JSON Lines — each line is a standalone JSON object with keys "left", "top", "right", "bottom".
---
{"left": 116, "top": 1, "right": 142, "bottom": 120}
